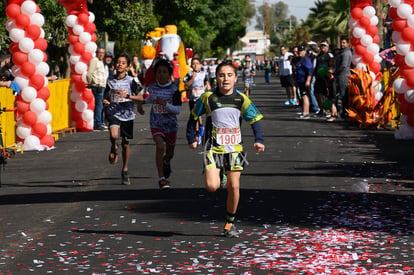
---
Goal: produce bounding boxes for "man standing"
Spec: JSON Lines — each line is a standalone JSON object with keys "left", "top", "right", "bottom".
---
{"left": 314, "top": 41, "right": 334, "bottom": 114}
{"left": 87, "top": 48, "right": 107, "bottom": 131}
{"left": 278, "top": 46, "right": 298, "bottom": 105}
{"left": 295, "top": 46, "right": 314, "bottom": 119}
{"left": 335, "top": 37, "right": 352, "bottom": 119}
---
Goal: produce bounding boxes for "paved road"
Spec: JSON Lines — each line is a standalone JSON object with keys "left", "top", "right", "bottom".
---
{"left": 1, "top": 71, "right": 413, "bottom": 274}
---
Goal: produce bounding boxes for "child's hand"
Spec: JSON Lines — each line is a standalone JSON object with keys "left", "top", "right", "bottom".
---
{"left": 155, "top": 97, "right": 166, "bottom": 106}
{"left": 103, "top": 99, "right": 110, "bottom": 106}
{"left": 137, "top": 102, "right": 145, "bottom": 115}
{"left": 254, "top": 143, "right": 265, "bottom": 152}
{"left": 188, "top": 142, "right": 198, "bottom": 149}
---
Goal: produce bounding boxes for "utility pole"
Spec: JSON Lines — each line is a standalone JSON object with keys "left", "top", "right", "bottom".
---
{"left": 375, "top": 0, "right": 384, "bottom": 47}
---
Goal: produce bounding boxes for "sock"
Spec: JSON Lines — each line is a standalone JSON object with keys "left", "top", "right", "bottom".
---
{"left": 226, "top": 212, "right": 236, "bottom": 224}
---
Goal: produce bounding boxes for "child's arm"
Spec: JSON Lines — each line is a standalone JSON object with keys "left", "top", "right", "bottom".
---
{"left": 251, "top": 121, "right": 265, "bottom": 152}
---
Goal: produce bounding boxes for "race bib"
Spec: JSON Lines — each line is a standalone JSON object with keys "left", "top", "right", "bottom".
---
{"left": 110, "top": 89, "right": 130, "bottom": 103}
{"left": 191, "top": 87, "right": 205, "bottom": 98}
{"left": 153, "top": 103, "right": 167, "bottom": 114}
{"left": 216, "top": 127, "right": 241, "bottom": 145}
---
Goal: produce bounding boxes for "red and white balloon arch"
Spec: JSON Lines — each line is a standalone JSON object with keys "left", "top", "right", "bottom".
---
{"left": 5, "top": 0, "right": 96, "bottom": 151}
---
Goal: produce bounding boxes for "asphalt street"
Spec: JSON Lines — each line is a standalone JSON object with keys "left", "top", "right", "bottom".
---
{"left": 0, "top": 71, "right": 413, "bottom": 274}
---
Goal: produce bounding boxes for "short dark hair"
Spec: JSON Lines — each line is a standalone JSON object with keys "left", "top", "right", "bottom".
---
{"left": 115, "top": 53, "right": 131, "bottom": 66}
{"left": 216, "top": 60, "right": 237, "bottom": 75}
{"left": 153, "top": 59, "right": 173, "bottom": 75}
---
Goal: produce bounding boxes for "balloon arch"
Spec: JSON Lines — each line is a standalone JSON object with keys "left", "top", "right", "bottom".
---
{"left": 4, "top": 0, "right": 414, "bottom": 151}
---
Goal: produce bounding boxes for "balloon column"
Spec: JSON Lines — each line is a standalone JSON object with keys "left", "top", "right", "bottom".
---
{"left": 349, "top": 0, "right": 383, "bottom": 101}
{"left": 388, "top": 0, "right": 414, "bottom": 139}
{"left": 6, "top": 0, "right": 54, "bottom": 150}
{"left": 59, "top": 0, "right": 96, "bottom": 131}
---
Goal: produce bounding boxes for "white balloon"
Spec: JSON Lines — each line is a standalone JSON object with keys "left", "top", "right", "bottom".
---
{"left": 30, "top": 98, "right": 46, "bottom": 114}
{"left": 363, "top": 6, "right": 376, "bottom": 18}
{"left": 68, "top": 45, "right": 75, "bottom": 55}
{"left": 352, "top": 56, "right": 362, "bottom": 65}
{"left": 16, "top": 125, "right": 32, "bottom": 139}
{"left": 46, "top": 124, "right": 52, "bottom": 135}
{"left": 79, "top": 32, "right": 92, "bottom": 44}
{"left": 375, "top": 91, "right": 383, "bottom": 101}
{"left": 30, "top": 13, "right": 44, "bottom": 27}
{"left": 74, "top": 62, "right": 87, "bottom": 74}
{"left": 28, "top": 49, "right": 44, "bottom": 65}
{"left": 69, "top": 55, "right": 81, "bottom": 65}
{"left": 393, "top": 78, "right": 407, "bottom": 94}
{"left": 9, "top": 28, "right": 25, "bottom": 42}
{"left": 36, "top": 62, "right": 49, "bottom": 76}
{"left": 356, "top": 63, "right": 366, "bottom": 70}
{"left": 405, "top": 89, "right": 414, "bottom": 103}
{"left": 75, "top": 100, "right": 87, "bottom": 112}
{"left": 352, "top": 27, "right": 366, "bottom": 38}
{"left": 21, "top": 86, "right": 37, "bottom": 102}
{"left": 397, "top": 4, "right": 413, "bottom": 19}
{"left": 361, "top": 35, "right": 373, "bottom": 47}
{"left": 23, "top": 135, "right": 40, "bottom": 149}
{"left": 19, "top": 37, "right": 35, "bottom": 53}
{"left": 392, "top": 31, "right": 404, "bottom": 43}
{"left": 70, "top": 90, "right": 82, "bottom": 102}
{"left": 389, "top": 0, "right": 402, "bottom": 8}
{"left": 367, "top": 43, "right": 380, "bottom": 55}
{"left": 39, "top": 28, "right": 45, "bottom": 38}
{"left": 370, "top": 16, "right": 379, "bottom": 26}
{"left": 37, "top": 111, "right": 52, "bottom": 124}
{"left": 88, "top": 12, "right": 95, "bottom": 22}
{"left": 408, "top": 14, "right": 414, "bottom": 28}
{"left": 374, "top": 54, "right": 382, "bottom": 63}
{"left": 66, "top": 15, "right": 78, "bottom": 27}
{"left": 82, "top": 109, "right": 94, "bottom": 121}
{"left": 87, "top": 120, "right": 94, "bottom": 130}
{"left": 85, "top": 42, "right": 97, "bottom": 54}
{"left": 5, "top": 19, "right": 16, "bottom": 32}
{"left": 21, "top": 1, "right": 37, "bottom": 15}
{"left": 396, "top": 43, "right": 411, "bottom": 56}
{"left": 348, "top": 18, "right": 358, "bottom": 29}
{"left": 43, "top": 76, "right": 49, "bottom": 87}
{"left": 14, "top": 76, "right": 29, "bottom": 89}
{"left": 72, "top": 24, "right": 84, "bottom": 35}
{"left": 405, "top": 51, "right": 414, "bottom": 67}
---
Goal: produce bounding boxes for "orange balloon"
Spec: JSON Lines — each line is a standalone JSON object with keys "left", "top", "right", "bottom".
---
{"left": 12, "top": 51, "right": 28, "bottom": 66}
{"left": 16, "top": 100, "right": 30, "bottom": 113}
{"left": 26, "top": 24, "right": 41, "bottom": 40}
{"left": 6, "top": 4, "right": 21, "bottom": 19}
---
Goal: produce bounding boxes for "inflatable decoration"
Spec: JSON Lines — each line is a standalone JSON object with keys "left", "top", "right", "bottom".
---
{"left": 6, "top": 0, "right": 55, "bottom": 150}
{"left": 59, "top": 0, "right": 96, "bottom": 131}
{"left": 388, "top": 0, "right": 414, "bottom": 139}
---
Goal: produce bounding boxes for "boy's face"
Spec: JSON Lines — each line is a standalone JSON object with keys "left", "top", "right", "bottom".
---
{"left": 216, "top": 65, "right": 237, "bottom": 94}
{"left": 191, "top": 59, "right": 201, "bottom": 72}
{"left": 115, "top": 57, "right": 129, "bottom": 74}
{"left": 155, "top": 65, "right": 170, "bottom": 84}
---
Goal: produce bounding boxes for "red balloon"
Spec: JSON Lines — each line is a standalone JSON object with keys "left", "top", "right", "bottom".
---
{"left": 355, "top": 45, "right": 367, "bottom": 56}
{"left": 77, "top": 13, "right": 89, "bottom": 25}
{"left": 9, "top": 42, "right": 19, "bottom": 54}
{"left": 16, "top": 100, "right": 30, "bottom": 113}
{"left": 15, "top": 14, "right": 31, "bottom": 29}
{"left": 84, "top": 22, "right": 96, "bottom": 34}
{"left": 75, "top": 80, "right": 86, "bottom": 92}
{"left": 73, "top": 42, "right": 85, "bottom": 54}
{"left": 32, "top": 122, "right": 47, "bottom": 138}
{"left": 71, "top": 110, "right": 82, "bottom": 121}
{"left": 12, "top": 51, "right": 28, "bottom": 66}
{"left": 91, "top": 33, "right": 97, "bottom": 42}
{"left": 71, "top": 73, "right": 82, "bottom": 83}
{"left": 26, "top": 24, "right": 41, "bottom": 40}
{"left": 34, "top": 38, "right": 48, "bottom": 51}
{"left": 43, "top": 52, "right": 48, "bottom": 62}
{"left": 76, "top": 119, "right": 88, "bottom": 130}
{"left": 405, "top": 72, "right": 414, "bottom": 88}
{"left": 397, "top": 93, "right": 406, "bottom": 103}
{"left": 87, "top": 101, "right": 95, "bottom": 111}
{"left": 30, "top": 74, "right": 45, "bottom": 90}
{"left": 40, "top": 135, "right": 55, "bottom": 148}
{"left": 358, "top": 16, "right": 371, "bottom": 28}
{"left": 45, "top": 101, "right": 49, "bottom": 110}
{"left": 363, "top": 52, "right": 374, "bottom": 64}
{"left": 400, "top": 101, "right": 414, "bottom": 115}
{"left": 82, "top": 89, "right": 94, "bottom": 103}
{"left": 23, "top": 111, "right": 38, "bottom": 126}
{"left": 369, "top": 62, "right": 381, "bottom": 74}
{"left": 21, "top": 62, "right": 36, "bottom": 77}
{"left": 392, "top": 19, "right": 407, "bottom": 32}
{"left": 402, "top": 27, "right": 414, "bottom": 44}
{"left": 366, "top": 25, "right": 378, "bottom": 37}
{"left": 388, "top": 7, "right": 399, "bottom": 20}
{"left": 351, "top": 37, "right": 360, "bottom": 47}
{"left": 81, "top": 51, "right": 93, "bottom": 63}
{"left": 351, "top": 7, "right": 363, "bottom": 20}
{"left": 5, "top": 4, "right": 21, "bottom": 19}
{"left": 37, "top": 87, "right": 51, "bottom": 100}
{"left": 68, "top": 34, "right": 79, "bottom": 45}
{"left": 394, "top": 54, "right": 406, "bottom": 67}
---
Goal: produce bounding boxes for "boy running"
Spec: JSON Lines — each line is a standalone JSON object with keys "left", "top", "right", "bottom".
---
{"left": 103, "top": 53, "right": 140, "bottom": 185}
{"left": 186, "top": 61, "right": 265, "bottom": 237}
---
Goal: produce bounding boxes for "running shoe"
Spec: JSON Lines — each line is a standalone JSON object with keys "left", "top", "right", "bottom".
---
{"left": 158, "top": 179, "right": 171, "bottom": 190}
{"left": 299, "top": 114, "right": 310, "bottom": 120}
{"left": 284, "top": 99, "right": 291, "bottom": 105}
{"left": 223, "top": 223, "right": 239, "bottom": 238}
{"left": 163, "top": 156, "right": 171, "bottom": 179}
{"left": 108, "top": 146, "right": 118, "bottom": 164}
{"left": 291, "top": 99, "right": 300, "bottom": 106}
{"left": 121, "top": 171, "right": 131, "bottom": 185}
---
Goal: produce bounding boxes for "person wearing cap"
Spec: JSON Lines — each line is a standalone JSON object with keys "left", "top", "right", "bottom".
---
{"left": 172, "top": 52, "right": 180, "bottom": 88}
{"left": 295, "top": 46, "right": 313, "bottom": 119}
{"left": 314, "top": 41, "right": 334, "bottom": 115}
{"left": 278, "top": 46, "right": 299, "bottom": 106}
{"left": 335, "top": 37, "right": 352, "bottom": 119}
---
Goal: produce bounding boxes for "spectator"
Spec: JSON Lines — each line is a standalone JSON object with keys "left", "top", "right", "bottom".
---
{"left": 278, "top": 46, "right": 298, "bottom": 106}
{"left": 334, "top": 37, "right": 353, "bottom": 119}
{"left": 295, "top": 46, "right": 314, "bottom": 119}
{"left": 314, "top": 41, "right": 334, "bottom": 115}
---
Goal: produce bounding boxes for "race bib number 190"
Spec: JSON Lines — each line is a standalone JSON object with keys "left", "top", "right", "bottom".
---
{"left": 216, "top": 127, "right": 241, "bottom": 145}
